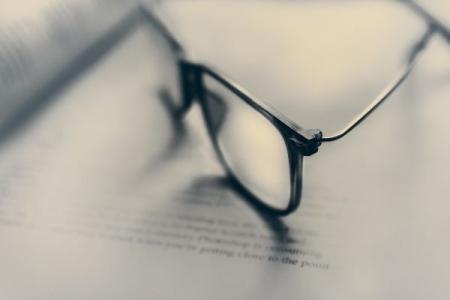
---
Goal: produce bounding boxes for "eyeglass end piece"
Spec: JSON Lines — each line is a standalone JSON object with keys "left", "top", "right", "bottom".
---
{"left": 290, "top": 129, "right": 322, "bottom": 156}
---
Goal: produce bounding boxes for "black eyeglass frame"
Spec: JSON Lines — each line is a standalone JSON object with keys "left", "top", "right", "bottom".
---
{"left": 139, "top": 1, "right": 450, "bottom": 216}
{"left": 180, "top": 61, "right": 322, "bottom": 215}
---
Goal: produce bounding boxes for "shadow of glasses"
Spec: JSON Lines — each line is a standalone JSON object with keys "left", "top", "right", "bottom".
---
{"left": 182, "top": 175, "right": 295, "bottom": 249}
{"left": 142, "top": 85, "right": 228, "bottom": 173}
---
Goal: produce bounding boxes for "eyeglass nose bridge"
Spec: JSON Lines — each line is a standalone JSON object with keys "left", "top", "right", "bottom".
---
{"left": 288, "top": 128, "right": 323, "bottom": 156}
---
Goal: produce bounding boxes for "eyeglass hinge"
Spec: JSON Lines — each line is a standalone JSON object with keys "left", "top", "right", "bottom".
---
{"left": 290, "top": 129, "right": 323, "bottom": 156}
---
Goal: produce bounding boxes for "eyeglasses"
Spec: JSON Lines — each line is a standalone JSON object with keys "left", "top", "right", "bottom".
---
{"left": 139, "top": 1, "right": 449, "bottom": 216}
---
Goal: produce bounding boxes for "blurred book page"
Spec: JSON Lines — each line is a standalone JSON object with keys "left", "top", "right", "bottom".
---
{"left": 0, "top": 1, "right": 450, "bottom": 300}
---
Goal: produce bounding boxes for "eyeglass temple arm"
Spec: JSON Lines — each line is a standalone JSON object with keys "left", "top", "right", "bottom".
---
{"left": 321, "top": 27, "right": 435, "bottom": 142}
{"left": 322, "top": 1, "right": 450, "bottom": 142}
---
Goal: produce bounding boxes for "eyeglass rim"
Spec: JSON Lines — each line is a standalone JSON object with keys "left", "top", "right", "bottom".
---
{"left": 192, "top": 64, "right": 306, "bottom": 215}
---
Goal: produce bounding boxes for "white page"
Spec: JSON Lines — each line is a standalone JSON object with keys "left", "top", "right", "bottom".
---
{"left": 0, "top": 1, "right": 450, "bottom": 299}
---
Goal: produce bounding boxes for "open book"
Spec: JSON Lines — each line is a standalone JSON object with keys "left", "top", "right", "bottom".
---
{"left": 0, "top": 1, "right": 449, "bottom": 299}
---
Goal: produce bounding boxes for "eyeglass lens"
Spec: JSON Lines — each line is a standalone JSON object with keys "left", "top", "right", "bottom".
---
{"left": 201, "top": 74, "right": 293, "bottom": 210}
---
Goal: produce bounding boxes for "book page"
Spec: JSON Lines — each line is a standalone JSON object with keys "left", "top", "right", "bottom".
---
{"left": 0, "top": 1, "right": 449, "bottom": 299}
